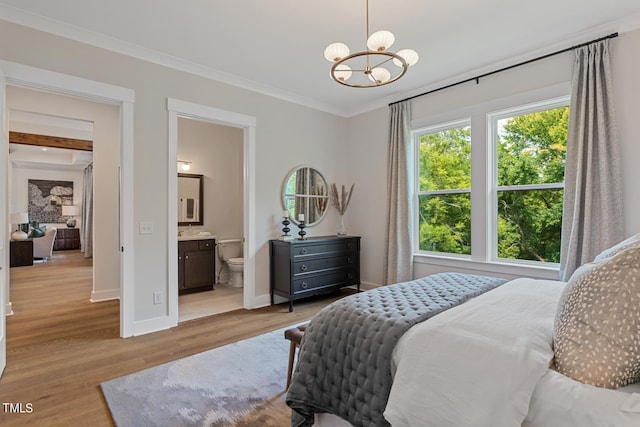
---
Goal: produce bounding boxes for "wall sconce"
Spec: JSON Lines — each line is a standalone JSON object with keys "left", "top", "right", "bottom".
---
{"left": 178, "top": 160, "right": 192, "bottom": 171}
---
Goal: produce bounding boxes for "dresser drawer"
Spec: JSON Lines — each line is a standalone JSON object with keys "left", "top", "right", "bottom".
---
{"left": 293, "top": 253, "right": 357, "bottom": 275}
{"left": 292, "top": 239, "right": 358, "bottom": 258}
{"left": 293, "top": 268, "right": 358, "bottom": 294}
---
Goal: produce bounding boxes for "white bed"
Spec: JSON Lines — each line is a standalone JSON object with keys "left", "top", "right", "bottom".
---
{"left": 314, "top": 277, "right": 640, "bottom": 427}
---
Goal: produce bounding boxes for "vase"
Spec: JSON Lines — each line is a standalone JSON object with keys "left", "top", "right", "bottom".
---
{"left": 337, "top": 214, "right": 347, "bottom": 236}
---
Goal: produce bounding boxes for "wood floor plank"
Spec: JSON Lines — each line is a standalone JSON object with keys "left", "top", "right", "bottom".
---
{"left": 0, "top": 250, "right": 353, "bottom": 426}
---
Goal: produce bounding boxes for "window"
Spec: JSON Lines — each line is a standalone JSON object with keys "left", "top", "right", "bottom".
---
{"left": 414, "top": 97, "right": 569, "bottom": 267}
{"left": 492, "top": 102, "right": 569, "bottom": 263}
{"left": 415, "top": 121, "right": 471, "bottom": 255}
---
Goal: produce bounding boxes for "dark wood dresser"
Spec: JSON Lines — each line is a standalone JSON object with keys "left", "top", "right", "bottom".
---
{"left": 10, "top": 239, "right": 33, "bottom": 267}
{"left": 178, "top": 238, "right": 216, "bottom": 294}
{"left": 54, "top": 228, "right": 81, "bottom": 250}
{"left": 269, "top": 236, "right": 361, "bottom": 311}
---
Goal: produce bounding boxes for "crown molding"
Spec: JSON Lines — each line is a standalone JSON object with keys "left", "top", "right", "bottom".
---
{"left": 1, "top": 4, "right": 639, "bottom": 119}
{"left": 344, "top": 11, "right": 640, "bottom": 118}
{"left": 0, "top": 4, "right": 344, "bottom": 117}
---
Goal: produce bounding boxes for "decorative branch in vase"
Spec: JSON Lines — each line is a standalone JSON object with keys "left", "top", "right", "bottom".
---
{"left": 330, "top": 183, "right": 354, "bottom": 236}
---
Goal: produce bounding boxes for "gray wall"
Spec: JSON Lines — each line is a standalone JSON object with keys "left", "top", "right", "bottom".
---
{"left": 347, "top": 29, "right": 640, "bottom": 285}
{"left": 1, "top": 19, "right": 639, "bottom": 324}
{"left": 0, "top": 20, "right": 348, "bottom": 323}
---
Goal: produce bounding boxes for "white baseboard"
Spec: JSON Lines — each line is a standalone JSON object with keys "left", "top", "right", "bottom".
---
{"left": 359, "top": 281, "right": 381, "bottom": 290}
{"left": 90, "top": 289, "right": 120, "bottom": 302}
{"left": 248, "top": 293, "right": 271, "bottom": 309}
{"left": 5, "top": 301, "right": 13, "bottom": 316}
{"left": 132, "top": 315, "right": 177, "bottom": 337}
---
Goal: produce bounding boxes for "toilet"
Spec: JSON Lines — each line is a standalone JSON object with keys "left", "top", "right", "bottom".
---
{"left": 217, "top": 239, "right": 244, "bottom": 288}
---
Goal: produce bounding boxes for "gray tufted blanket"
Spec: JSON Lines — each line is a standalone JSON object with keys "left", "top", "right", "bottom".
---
{"left": 286, "top": 272, "right": 508, "bottom": 427}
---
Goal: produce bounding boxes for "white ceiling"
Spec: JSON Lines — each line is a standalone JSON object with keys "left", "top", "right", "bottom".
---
{"left": 0, "top": 1, "right": 639, "bottom": 117}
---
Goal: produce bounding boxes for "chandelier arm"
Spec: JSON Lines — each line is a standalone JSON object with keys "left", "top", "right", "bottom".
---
{"left": 369, "top": 56, "right": 397, "bottom": 69}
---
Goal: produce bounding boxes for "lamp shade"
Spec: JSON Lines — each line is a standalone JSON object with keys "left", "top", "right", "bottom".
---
{"left": 367, "top": 30, "right": 395, "bottom": 52}
{"left": 393, "top": 49, "right": 420, "bottom": 67}
{"left": 10, "top": 212, "right": 28, "bottom": 224}
{"left": 324, "top": 42, "right": 350, "bottom": 62}
{"left": 62, "top": 205, "right": 81, "bottom": 216}
{"left": 368, "top": 67, "right": 391, "bottom": 84}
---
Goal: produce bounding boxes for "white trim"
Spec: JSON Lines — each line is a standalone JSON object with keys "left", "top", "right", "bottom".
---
{"left": 166, "top": 98, "right": 258, "bottom": 330}
{"left": 0, "top": 5, "right": 638, "bottom": 118}
{"left": 90, "top": 289, "right": 119, "bottom": 302}
{"left": 414, "top": 253, "right": 561, "bottom": 281}
{"left": 0, "top": 60, "right": 136, "bottom": 338}
{"left": 119, "top": 101, "right": 135, "bottom": 338}
{"left": 411, "top": 84, "right": 571, "bottom": 269}
{"left": 131, "top": 316, "right": 177, "bottom": 337}
{"left": 0, "top": 69, "right": 6, "bottom": 375}
{"left": 0, "top": 5, "right": 338, "bottom": 116}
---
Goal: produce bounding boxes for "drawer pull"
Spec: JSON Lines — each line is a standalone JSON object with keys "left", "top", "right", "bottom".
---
{"left": 301, "top": 282, "right": 308, "bottom": 289}
{"left": 347, "top": 257, "right": 353, "bottom": 264}
{"left": 185, "top": 255, "right": 189, "bottom": 259}
{"left": 300, "top": 248, "right": 307, "bottom": 255}
{"left": 300, "top": 264, "right": 308, "bottom": 271}
{"left": 347, "top": 273, "right": 354, "bottom": 279}
{"left": 178, "top": 256, "right": 182, "bottom": 260}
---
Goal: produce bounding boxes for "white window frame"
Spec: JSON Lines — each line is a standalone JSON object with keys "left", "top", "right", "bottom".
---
{"left": 410, "top": 84, "right": 571, "bottom": 279}
{"left": 487, "top": 96, "right": 569, "bottom": 265}
{"left": 413, "top": 118, "right": 472, "bottom": 259}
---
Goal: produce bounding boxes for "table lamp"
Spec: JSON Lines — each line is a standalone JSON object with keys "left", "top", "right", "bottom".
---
{"left": 62, "top": 205, "right": 81, "bottom": 228}
{"left": 10, "top": 212, "right": 29, "bottom": 241}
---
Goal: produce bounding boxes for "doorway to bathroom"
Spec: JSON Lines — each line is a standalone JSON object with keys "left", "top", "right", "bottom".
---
{"left": 176, "top": 117, "right": 244, "bottom": 322}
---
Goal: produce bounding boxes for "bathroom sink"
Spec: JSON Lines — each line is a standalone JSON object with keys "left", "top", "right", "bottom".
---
{"left": 178, "top": 232, "right": 216, "bottom": 241}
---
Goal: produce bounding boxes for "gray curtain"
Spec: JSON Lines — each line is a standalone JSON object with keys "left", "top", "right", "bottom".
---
{"left": 559, "top": 40, "right": 623, "bottom": 280}
{"left": 81, "top": 163, "right": 94, "bottom": 258}
{"left": 383, "top": 101, "right": 413, "bottom": 284}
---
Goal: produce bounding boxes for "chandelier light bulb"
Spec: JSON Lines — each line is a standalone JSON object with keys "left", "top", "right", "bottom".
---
{"left": 334, "top": 64, "right": 353, "bottom": 82}
{"left": 393, "top": 49, "right": 420, "bottom": 67}
{"left": 324, "top": 42, "right": 350, "bottom": 62}
{"left": 366, "top": 30, "right": 395, "bottom": 52}
{"left": 368, "top": 67, "right": 391, "bottom": 84}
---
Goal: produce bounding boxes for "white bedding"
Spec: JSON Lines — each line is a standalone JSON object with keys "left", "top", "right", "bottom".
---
{"left": 384, "top": 278, "right": 562, "bottom": 427}
{"left": 314, "top": 277, "right": 640, "bottom": 427}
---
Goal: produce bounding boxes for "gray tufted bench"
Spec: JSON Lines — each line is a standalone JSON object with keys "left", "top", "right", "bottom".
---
{"left": 284, "top": 324, "right": 307, "bottom": 389}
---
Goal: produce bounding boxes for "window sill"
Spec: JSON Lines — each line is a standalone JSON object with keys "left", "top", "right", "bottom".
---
{"left": 413, "top": 253, "right": 561, "bottom": 281}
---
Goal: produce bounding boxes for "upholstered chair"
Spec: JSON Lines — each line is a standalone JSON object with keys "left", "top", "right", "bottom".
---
{"left": 33, "top": 227, "right": 57, "bottom": 261}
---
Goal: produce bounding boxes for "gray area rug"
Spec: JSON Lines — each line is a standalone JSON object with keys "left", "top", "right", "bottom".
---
{"left": 101, "top": 326, "right": 302, "bottom": 426}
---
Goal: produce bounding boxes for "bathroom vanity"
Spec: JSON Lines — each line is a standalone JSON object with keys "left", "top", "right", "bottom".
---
{"left": 178, "top": 236, "right": 216, "bottom": 294}
{"left": 269, "top": 235, "right": 361, "bottom": 311}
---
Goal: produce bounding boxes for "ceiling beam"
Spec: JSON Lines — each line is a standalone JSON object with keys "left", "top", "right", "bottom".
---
{"left": 9, "top": 131, "right": 93, "bottom": 152}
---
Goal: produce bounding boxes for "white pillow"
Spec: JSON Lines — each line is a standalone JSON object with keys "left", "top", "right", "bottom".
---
{"left": 554, "top": 245, "right": 640, "bottom": 389}
{"left": 593, "top": 232, "right": 640, "bottom": 262}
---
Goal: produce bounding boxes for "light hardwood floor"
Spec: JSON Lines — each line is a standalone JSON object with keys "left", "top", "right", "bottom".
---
{"left": 0, "top": 250, "right": 355, "bottom": 426}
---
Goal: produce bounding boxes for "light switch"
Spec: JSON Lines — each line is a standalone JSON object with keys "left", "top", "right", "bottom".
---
{"left": 139, "top": 221, "right": 154, "bottom": 234}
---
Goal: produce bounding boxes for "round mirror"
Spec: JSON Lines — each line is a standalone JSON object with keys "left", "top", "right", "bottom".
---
{"left": 282, "top": 166, "right": 329, "bottom": 227}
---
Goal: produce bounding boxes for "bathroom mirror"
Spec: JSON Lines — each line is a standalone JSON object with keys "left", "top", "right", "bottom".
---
{"left": 282, "top": 166, "right": 329, "bottom": 227}
{"left": 178, "top": 173, "right": 204, "bottom": 226}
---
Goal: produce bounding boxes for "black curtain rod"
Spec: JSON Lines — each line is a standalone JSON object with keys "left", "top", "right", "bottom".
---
{"left": 389, "top": 32, "right": 619, "bottom": 106}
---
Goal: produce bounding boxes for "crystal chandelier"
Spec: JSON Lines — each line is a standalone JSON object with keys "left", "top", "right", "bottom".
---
{"left": 323, "top": 0, "right": 419, "bottom": 88}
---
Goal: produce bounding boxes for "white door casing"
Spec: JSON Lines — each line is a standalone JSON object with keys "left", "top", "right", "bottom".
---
{"left": 0, "top": 60, "right": 136, "bottom": 372}
{"left": 167, "top": 98, "right": 257, "bottom": 327}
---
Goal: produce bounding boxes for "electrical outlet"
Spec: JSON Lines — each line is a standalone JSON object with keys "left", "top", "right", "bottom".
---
{"left": 139, "top": 221, "right": 154, "bottom": 234}
{"left": 153, "top": 291, "right": 163, "bottom": 305}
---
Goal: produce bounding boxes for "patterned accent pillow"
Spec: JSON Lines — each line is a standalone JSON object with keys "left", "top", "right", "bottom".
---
{"left": 553, "top": 245, "right": 640, "bottom": 389}
{"left": 28, "top": 226, "right": 47, "bottom": 238}
{"left": 593, "top": 232, "right": 640, "bottom": 262}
